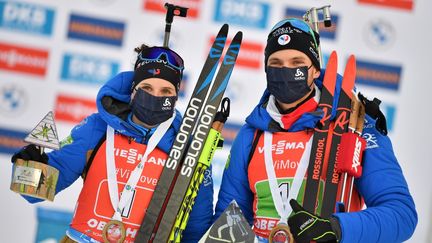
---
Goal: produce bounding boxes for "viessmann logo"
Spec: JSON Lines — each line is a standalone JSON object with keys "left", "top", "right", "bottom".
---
{"left": 67, "top": 13, "right": 125, "bottom": 47}
{"left": 143, "top": 0, "right": 201, "bottom": 18}
{"left": 209, "top": 37, "right": 263, "bottom": 69}
{"left": 0, "top": 1, "right": 55, "bottom": 36}
{"left": 55, "top": 94, "right": 97, "bottom": 124}
{"left": 0, "top": 42, "right": 49, "bottom": 76}
{"left": 358, "top": 0, "right": 414, "bottom": 11}
{"left": 355, "top": 58, "right": 402, "bottom": 91}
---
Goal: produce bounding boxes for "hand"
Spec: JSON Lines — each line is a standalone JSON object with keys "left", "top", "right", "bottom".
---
{"left": 12, "top": 144, "right": 48, "bottom": 164}
{"left": 288, "top": 199, "right": 338, "bottom": 243}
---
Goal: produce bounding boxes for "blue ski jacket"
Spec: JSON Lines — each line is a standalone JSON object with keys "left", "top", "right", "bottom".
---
{"left": 214, "top": 71, "right": 417, "bottom": 242}
{"left": 22, "top": 71, "right": 213, "bottom": 242}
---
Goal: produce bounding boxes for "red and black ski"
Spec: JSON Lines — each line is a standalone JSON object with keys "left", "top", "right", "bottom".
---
{"left": 320, "top": 55, "right": 356, "bottom": 217}
{"left": 302, "top": 51, "right": 338, "bottom": 213}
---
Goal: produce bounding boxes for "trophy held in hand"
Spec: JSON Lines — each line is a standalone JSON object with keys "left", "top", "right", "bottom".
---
{"left": 10, "top": 112, "right": 60, "bottom": 201}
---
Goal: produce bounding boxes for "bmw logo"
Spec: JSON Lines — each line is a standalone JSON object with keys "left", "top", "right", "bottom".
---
{"left": 0, "top": 84, "right": 27, "bottom": 114}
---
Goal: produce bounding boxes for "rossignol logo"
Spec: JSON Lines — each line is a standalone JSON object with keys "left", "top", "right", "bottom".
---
{"left": 144, "top": 0, "right": 201, "bottom": 18}
{"left": 358, "top": 0, "right": 414, "bottom": 11}
{"left": 352, "top": 136, "right": 363, "bottom": 173}
{"left": 213, "top": 0, "right": 270, "bottom": 29}
{"left": 166, "top": 97, "right": 202, "bottom": 170}
{"left": 61, "top": 53, "right": 119, "bottom": 85}
{"left": 285, "top": 7, "right": 339, "bottom": 40}
{"left": 356, "top": 58, "right": 402, "bottom": 91}
{"left": 148, "top": 68, "right": 161, "bottom": 75}
{"left": 67, "top": 13, "right": 125, "bottom": 47}
{"left": 209, "top": 37, "right": 263, "bottom": 69}
{"left": 277, "top": 34, "right": 290, "bottom": 45}
{"left": 0, "top": 42, "right": 49, "bottom": 76}
{"left": 55, "top": 94, "right": 96, "bottom": 124}
{"left": 0, "top": 1, "right": 55, "bottom": 36}
{"left": 0, "top": 127, "right": 28, "bottom": 154}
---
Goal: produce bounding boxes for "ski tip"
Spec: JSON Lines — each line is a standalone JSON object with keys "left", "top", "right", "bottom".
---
{"left": 234, "top": 31, "right": 243, "bottom": 42}
{"left": 220, "top": 23, "right": 229, "bottom": 33}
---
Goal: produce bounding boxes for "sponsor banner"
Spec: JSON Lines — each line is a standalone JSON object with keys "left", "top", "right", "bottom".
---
{"left": 55, "top": 94, "right": 97, "bottom": 124}
{"left": 143, "top": 0, "right": 201, "bottom": 18}
{"left": 382, "top": 103, "right": 396, "bottom": 132}
{"left": 35, "top": 207, "right": 73, "bottom": 243}
{"left": 213, "top": 0, "right": 270, "bottom": 29}
{"left": 221, "top": 122, "right": 242, "bottom": 145}
{"left": 0, "top": 1, "right": 55, "bottom": 36}
{"left": 0, "top": 83, "right": 27, "bottom": 115}
{"left": 67, "top": 13, "right": 125, "bottom": 47}
{"left": 0, "top": 42, "right": 49, "bottom": 76}
{"left": 0, "top": 127, "right": 28, "bottom": 154}
{"left": 284, "top": 7, "right": 339, "bottom": 40}
{"left": 358, "top": 0, "right": 414, "bottom": 11}
{"left": 209, "top": 37, "right": 263, "bottom": 69}
{"left": 355, "top": 58, "right": 402, "bottom": 91}
{"left": 61, "top": 53, "right": 119, "bottom": 86}
{"left": 179, "top": 72, "right": 188, "bottom": 98}
{"left": 363, "top": 18, "right": 396, "bottom": 50}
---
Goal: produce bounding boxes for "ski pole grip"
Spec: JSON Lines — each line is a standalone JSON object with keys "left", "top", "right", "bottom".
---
{"left": 336, "top": 133, "right": 366, "bottom": 178}
{"left": 163, "top": 3, "right": 188, "bottom": 47}
{"left": 349, "top": 96, "right": 360, "bottom": 131}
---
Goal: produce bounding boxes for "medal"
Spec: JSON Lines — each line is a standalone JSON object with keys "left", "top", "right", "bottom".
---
{"left": 102, "top": 220, "right": 126, "bottom": 243}
{"left": 269, "top": 223, "right": 294, "bottom": 243}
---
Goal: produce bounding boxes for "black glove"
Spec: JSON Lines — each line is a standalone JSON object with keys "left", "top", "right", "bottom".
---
{"left": 11, "top": 144, "right": 48, "bottom": 164}
{"left": 288, "top": 199, "right": 339, "bottom": 243}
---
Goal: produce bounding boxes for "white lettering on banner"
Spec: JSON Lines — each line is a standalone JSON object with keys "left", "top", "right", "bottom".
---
{"left": 4, "top": 3, "right": 46, "bottom": 27}
{"left": 221, "top": 0, "right": 263, "bottom": 20}
{"left": 69, "top": 56, "right": 112, "bottom": 80}
{"left": 273, "top": 160, "right": 299, "bottom": 170}
{"left": 258, "top": 141, "right": 305, "bottom": 154}
{"left": 115, "top": 168, "right": 158, "bottom": 186}
{"left": 86, "top": 218, "right": 137, "bottom": 238}
{"left": 56, "top": 101, "right": 94, "bottom": 121}
{"left": 0, "top": 49, "right": 47, "bottom": 68}
{"left": 254, "top": 218, "right": 277, "bottom": 231}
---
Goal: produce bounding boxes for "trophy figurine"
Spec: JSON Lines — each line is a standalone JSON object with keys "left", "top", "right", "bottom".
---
{"left": 10, "top": 111, "right": 60, "bottom": 201}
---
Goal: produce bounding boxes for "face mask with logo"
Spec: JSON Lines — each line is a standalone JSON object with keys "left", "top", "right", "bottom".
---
{"left": 266, "top": 66, "right": 312, "bottom": 104}
{"left": 130, "top": 88, "right": 176, "bottom": 126}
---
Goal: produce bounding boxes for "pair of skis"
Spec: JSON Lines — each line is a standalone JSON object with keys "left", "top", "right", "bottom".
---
{"left": 302, "top": 51, "right": 363, "bottom": 217}
{"left": 136, "top": 24, "right": 242, "bottom": 242}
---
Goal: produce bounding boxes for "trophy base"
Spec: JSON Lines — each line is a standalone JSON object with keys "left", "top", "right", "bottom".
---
{"left": 10, "top": 159, "right": 59, "bottom": 201}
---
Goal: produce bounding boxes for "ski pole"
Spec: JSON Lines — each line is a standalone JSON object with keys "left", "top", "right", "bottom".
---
{"left": 163, "top": 3, "right": 188, "bottom": 47}
{"left": 303, "top": 5, "right": 331, "bottom": 68}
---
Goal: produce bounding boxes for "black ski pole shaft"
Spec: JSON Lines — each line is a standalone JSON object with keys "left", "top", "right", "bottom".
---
{"left": 163, "top": 3, "right": 188, "bottom": 47}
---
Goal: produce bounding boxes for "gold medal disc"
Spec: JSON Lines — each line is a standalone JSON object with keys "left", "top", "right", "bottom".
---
{"left": 269, "top": 223, "right": 294, "bottom": 243}
{"left": 102, "top": 220, "right": 126, "bottom": 243}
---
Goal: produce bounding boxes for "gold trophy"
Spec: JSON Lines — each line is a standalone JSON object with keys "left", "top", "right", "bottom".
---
{"left": 10, "top": 111, "right": 60, "bottom": 201}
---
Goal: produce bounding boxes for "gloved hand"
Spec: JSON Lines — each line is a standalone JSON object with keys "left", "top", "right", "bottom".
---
{"left": 11, "top": 144, "right": 48, "bottom": 164}
{"left": 288, "top": 199, "right": 340, "bottom": 243}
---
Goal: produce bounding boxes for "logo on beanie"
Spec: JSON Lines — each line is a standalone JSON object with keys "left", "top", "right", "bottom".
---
{"left": 278, "top": 34, "right": 290, "bottom": 45}
{"left": 148, "top": 68, "right": 161, "bottom": 75}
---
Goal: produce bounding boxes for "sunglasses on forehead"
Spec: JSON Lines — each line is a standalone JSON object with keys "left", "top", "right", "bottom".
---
{"left": 271, "top": 18, "right": 319, "bottom": 49}
{"left": 137, "top": 46, "right": 184, "bottom": 71}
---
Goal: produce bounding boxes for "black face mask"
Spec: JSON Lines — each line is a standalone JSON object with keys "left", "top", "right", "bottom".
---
{"left": 130, "top": 88, "right": 176, "bottom": 126}
{"left": 266, "top": 66, "right": 312, "bottom": 104}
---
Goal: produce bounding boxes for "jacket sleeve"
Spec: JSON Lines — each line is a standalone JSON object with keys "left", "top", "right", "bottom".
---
{"left": 214, "top": 125, "right": 255, "bottom": 226}
{"left": 22, "top": 114, "right": 105, "bottom": 203}
{"left": 181, "top": 167, "right": 214, "bottom": 242}
{"left": 333, "top": 117, "right": 417, "bottom": 242}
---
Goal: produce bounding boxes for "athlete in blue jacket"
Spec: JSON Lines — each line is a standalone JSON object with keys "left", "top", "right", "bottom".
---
{"left": 12, "top": 44, "right": 213, "bottom": 242}
{"left": 214, "top": 18, "right": 417, "bottom": 242}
